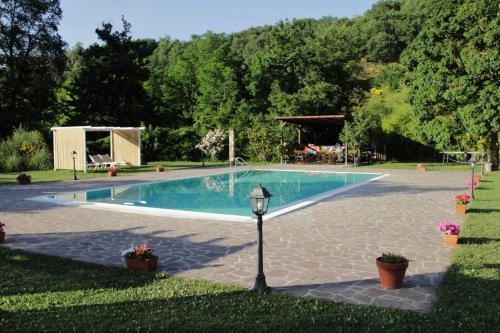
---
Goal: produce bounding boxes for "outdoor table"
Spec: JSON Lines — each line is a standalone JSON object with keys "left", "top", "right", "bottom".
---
{"left": 440, "top": 151, "right": 481, "bottom": 164}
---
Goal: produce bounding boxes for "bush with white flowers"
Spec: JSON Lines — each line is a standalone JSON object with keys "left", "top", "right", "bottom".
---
{"left": 195, "top": 129, "right": 226, "bottom": 160}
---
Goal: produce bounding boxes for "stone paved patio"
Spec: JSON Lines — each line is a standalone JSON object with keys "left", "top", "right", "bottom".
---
{"left": 0, "top": 165, "right": 468, "bottom": 312}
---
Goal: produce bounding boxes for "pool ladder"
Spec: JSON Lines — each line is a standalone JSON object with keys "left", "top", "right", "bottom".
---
{"left": 230, "top": 157, "right": 248, "bottom": 168}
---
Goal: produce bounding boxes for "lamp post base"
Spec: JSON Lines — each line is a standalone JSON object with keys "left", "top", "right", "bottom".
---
{"left": 251, "top": 274, "right": 271, "bottom": 293}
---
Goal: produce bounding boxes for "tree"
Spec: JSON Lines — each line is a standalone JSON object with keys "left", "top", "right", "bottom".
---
{"left": 58, "top": 18, "right": 155, "bottom": 126}
{"left": 0, "top": 0, "right": 66, "bottom": 137}
{"left": 402, "top": 0, "right": 500, "bottom": 169}
{"left": 340, "top": 108, "right": 379, "bottom": 164}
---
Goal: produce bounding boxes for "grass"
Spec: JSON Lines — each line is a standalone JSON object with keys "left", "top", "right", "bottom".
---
{"left": 0, "top": 175, "right": 498, "bottom": 331}
{"left": 356, "top": 161, "right": 483, "bottom": 172}
{"left": 0, "top": 161, "right": 225, "bottom": 186}
{"left": 430, "top": 170, "right": 500, "bottom": 330}
{"left": 0, "top": 161, "right": 481, "bottom": 186}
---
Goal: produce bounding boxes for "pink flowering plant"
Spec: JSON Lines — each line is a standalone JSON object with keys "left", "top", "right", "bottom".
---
{"left": 467, "top": 180, "right": 477, "bottom": 186}
{"left": 107, "top": 167, "right": 119, "bottom": 173}
{"left": 0, "top": 222, "right": 5, "bottom": 232}
{"left": 438, "top": 221, "right": 460, "bottom": 235}
{"left": 455, "top": 194, "right": 471, "bottom": 205}
{"left": 122, "top": 243, "right": 154, "bottom": 261}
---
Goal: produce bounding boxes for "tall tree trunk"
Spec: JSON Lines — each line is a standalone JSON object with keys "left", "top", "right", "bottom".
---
{"left": 490, "top": 131, "right": 499, "bottom": 171}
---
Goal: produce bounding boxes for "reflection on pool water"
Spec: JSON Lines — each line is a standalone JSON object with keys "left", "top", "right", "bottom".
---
{"left": 51, "top": 170, "right": 380, "bottom": 217}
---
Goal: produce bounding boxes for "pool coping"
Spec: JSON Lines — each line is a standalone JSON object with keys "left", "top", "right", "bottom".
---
{"left": 27, "top": 169, "right": 389, "bottom": 222}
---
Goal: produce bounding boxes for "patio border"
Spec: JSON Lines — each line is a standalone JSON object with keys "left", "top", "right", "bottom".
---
{"left": 27, "top": 169, "right": 389, "bottom": 222}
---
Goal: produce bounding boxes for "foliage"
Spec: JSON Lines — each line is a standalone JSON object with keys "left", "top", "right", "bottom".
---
{"left": 0, "top": 127, "right": 51, "bottom": 172}
{"left": 246, "top": 114, "right": 281, "bottom": 162}
{"left": 15, "top": 172, "right": 31, "bottom": 182}
{"left": 56, "top": 18, "right": 156, "bottom": 126}
{"left": 373, "top": 63, "right": 404, "bottom": 91}
{"left": 402, "top": 0, "right": 500, "bottom": 167}
{"left": 0, "top": 0, "right": 66, "bottom": 137}
{"left": 141, "top": 125, "right": 201, "bottom": 162}
{"left": 195, "top": 129, "right": 226, "bottom": 160}
{"left": 0, "top": 222, "right": 5, "bottom": 232}
{"left": 378, "top": 252, "right": 408, "bottom": 264}
{"left": 339, "top": 107, "right": 379, "bottom": 160}
{"left": 122, "top": 243, "right": 155, "bottom": 261}
{"left": 0, "top": 0, "right": 497, "bottom": 165}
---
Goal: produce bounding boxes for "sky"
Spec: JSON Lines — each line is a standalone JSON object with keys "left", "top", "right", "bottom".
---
{"left": 59, "top": 0, "right": 378, "bottom": 47}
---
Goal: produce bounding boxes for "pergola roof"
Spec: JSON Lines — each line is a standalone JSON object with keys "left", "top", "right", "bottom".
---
{"left": 275, "top": 115, "right": 347, "bottom": 127}
{"left": 51, "top": 126, "right": 145, "bottom": 132}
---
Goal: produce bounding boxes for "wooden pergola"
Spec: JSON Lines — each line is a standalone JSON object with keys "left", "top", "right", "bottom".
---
{"left": 51, "top": 126, "right": 144, "bottom": 172}
{"left": 275, "top": 115, "right": 347, "bottom": 163}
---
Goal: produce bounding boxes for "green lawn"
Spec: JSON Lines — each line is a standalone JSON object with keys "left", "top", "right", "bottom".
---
{"left": 1, "top": 161, "right": 484, "bottom": 186}
{"left": 0, "top": 161, "right": 226, "bottom": 186}
{"left": 356, "top": 161, "right": 483, "bottom": 172}
{"left": 1, "top": 173, "right": 499, "bottom": 331}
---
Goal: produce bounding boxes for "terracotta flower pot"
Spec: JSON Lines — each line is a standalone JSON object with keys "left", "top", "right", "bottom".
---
{"left": 455, "top": 204, "right": 467, "bottom": 215}
{"left": 375, "top": 258, "right": 408, "bottom": 289}
{"left": 0, "top": 231, "right": 5, "bottom": 243}
{"left": 125, "top": 256, "right": 158, "bottom": 272}
{"left": 155, "top": 166, "right": 164, "bottom": 172}
{"left": 444, "top": 234, "right": 459, "bottom": 246}
{"left": 416, "top": 164, "right": 427, "bottom": 171}
{"left": 473, "top": 175, "right": 481, "bottom": 184}
{"left": 107, "top": 171, "right": 117, "bottom": 177}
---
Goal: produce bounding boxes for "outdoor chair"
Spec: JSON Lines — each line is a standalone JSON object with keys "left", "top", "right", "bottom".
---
{"left": 99, "top": 154, "right": 127, "bottom": 168}
{"left": 88, "top": 155, "right": 104, "bottom": 170}
{"left": 294, "top": 150, "right": 306, "bottom": 164}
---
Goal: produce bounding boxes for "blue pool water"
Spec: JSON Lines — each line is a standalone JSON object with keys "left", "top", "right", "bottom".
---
{"left": 51, "top": 170, "right": 379, "bottom": 217}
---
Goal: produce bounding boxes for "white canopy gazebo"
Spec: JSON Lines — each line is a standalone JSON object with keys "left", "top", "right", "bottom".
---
{"left": 51, "top": 126, "right": 144, "bottom": 172}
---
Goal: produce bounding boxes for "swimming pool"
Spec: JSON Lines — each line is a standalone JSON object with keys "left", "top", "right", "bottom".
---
{"left": 42, "top": 169, "right": 385, "bottom": 221}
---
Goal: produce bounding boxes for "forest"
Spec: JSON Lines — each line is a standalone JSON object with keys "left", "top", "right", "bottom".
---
{"left": 0, "top": 0, "right": 498, "bottom": 170}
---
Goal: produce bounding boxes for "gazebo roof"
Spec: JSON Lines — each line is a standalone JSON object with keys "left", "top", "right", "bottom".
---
{"left": 51, "top": 126, "right": 145, "bottom": 131}
{"left": 275, "top": 115, "right": 347, "bottom": 127}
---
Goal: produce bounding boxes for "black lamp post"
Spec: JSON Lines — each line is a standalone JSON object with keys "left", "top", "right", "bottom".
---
{"left": 469, "top": 156, "right": 476, "bottom": 199}
{"left": 248, "top": 184, "right": 272, "bottom": 293}
{"left": 71, "top": 150, "right": 78, "bottom": 181}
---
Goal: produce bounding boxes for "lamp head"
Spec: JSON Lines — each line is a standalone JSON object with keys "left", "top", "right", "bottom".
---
{"left": 469, "top": 156, "right": 477, "bottom": 169}
{"left": 249, "top": 184, "right": 272, "bottom": 215}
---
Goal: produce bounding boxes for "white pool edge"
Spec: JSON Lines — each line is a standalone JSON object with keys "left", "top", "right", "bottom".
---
{"left": 27, "top": 170, "right": 389, "bottom": 223}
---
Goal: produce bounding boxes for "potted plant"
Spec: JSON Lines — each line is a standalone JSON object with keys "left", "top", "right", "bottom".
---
{"left": 155, "top": 165, "right": 165, "bottom": 172}
{"left": 375, "top": 252, "right": 409, "bottom": 289}
{"left": 107, "top": 167, "right": 119, "bottom": 177}
{"left": 0, "top": 222, "right": 5, "bottom": 243}
{"left": 122, "top": 243, "right": 158, "bottom": 272}
{"left": 438, "top": 221, "right": 460, "bottom": 246}
{"left": 16, "top": 173, "right": 31, "bottom": 185}
{"left": 416, "top": 163, "right": 427, "bottom": 171}
{"left": 455, "top": 193, "right": 470, "bottom": 215}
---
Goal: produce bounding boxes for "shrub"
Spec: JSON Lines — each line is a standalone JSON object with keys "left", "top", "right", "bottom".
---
{"left": 141, "top": 125, "right": 201, "bottom": 162}
{"left": 0, "top": 128, "right": 52, "bottom": 172}
{"left": 246, "top": 114, "right": 281, "bottom": 163}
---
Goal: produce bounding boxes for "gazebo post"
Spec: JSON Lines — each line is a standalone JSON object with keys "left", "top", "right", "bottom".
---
{"left": 345, "top": 143, "right": 348, "bottom": 166}
{"left": 280, "top": 121, "right": 284, "bottom": 164}
{"left": 82, "top": 129, "right": 87, "bottom": 172}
